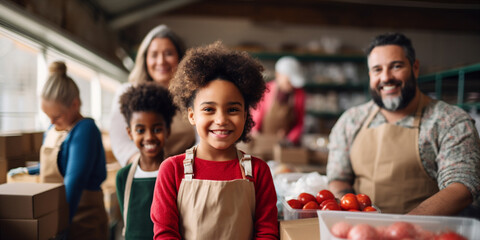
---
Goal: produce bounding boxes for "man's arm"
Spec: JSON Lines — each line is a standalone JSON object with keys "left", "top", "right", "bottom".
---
{"left": 408, "top": 182, "right": 472, "bottom": 216}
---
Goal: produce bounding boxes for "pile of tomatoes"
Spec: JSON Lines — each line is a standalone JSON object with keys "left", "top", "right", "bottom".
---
{"left": 330, "top": 221, "right": 467, "bottom": 240}
{"left": 286, "top": 189, "right": 377, "bottom": 212}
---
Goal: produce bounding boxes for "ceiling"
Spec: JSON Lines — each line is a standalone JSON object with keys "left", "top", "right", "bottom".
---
{"left": 87, "top": 0, "right": 480, "bottom": 30}
{"left": 84, "top": 0, "right": 480, "bottom": 54}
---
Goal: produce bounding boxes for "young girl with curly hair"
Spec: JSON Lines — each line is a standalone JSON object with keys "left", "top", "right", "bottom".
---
{"left": 150, "top": 42, "right": 279, "bottom": 239}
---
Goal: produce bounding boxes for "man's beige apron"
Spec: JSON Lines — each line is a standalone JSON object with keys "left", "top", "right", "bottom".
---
{"left": 262, "top": 88, "right": 296, "bottom": 137}
{"left": 176, "top": 146, "right": 256, "bottom": 240}
{"left": 165, "top": 111, "right": 196, "bottom": 157}
{"left": 40, "top": 127, "right": 108, "bottom": 240}
{"left": 350, "top": 94, "right": 439, "bottom": 214}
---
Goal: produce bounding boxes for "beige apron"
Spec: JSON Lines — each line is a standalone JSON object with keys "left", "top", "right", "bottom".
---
{"left": 350, "top": 94, "right": 439, "bottom": 214}
{"left": 262, "top": 88, "right": 296, "bottom": 137}
{"left": 39, "top": 127, "right": 108, "bottom": 240}
{"left": 165, "top": 111, "right": 196, "bottom": 158}
{"left": 177, "top": 146, "right": 256, "bottom": 240}
{"left": 121, "top": 156, "right": 140, "bottom": 236}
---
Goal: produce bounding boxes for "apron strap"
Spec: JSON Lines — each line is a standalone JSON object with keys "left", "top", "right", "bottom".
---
{"left": 237, "top": 150, "right": 253, "bottom": 179}
{"left": 183, "top": 146, "right": 196, "bottom": 181}
{"left": 182, "top": 146, "right": 253, "bottom": 180}
{"left": 362, "top": 105, "right": 380, "bottom": 131}
{"left": 413, "top": 94, "right": 429, "bottom": 128}
{"left": 122, "top": 156, "right": 140, "bottom": 236}
{"left": 364, "top": 93, "right": 429, "bottom": 130}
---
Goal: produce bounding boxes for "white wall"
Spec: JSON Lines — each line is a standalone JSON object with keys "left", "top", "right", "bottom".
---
{"left": 138, "top": 15, "right": 480, "bottom": 74}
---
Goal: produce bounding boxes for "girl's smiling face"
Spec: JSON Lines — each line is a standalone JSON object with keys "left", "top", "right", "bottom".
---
{"left": 188, "top": 79, "right": 246, "bottom": 154}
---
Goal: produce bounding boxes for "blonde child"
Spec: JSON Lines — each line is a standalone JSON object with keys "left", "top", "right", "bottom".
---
{"left": 116, "top": 83, "right": 176, "bottom": 239}
{"left": 151, "top": 42, "right": 279, "bottom": 239}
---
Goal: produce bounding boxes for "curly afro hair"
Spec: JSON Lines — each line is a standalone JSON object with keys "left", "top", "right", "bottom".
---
{"left": 119, "top": 82, "right": 177, "bottom": 129}
{"left": 169, "top": 41, "right": 266, "bottom": 142}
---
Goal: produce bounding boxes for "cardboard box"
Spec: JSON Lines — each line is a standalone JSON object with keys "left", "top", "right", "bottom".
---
{"left": 0, "top": 208, "right": 67, "bottom": 240}
{"left": 101, "top": 131, "right": 118, "bottom": 163}
{"left": 280, "top": 218, "right": 319, "bottom": 240}
{"left": 29, "top": 132, "right": 44, "bottom": 155}
{"left": 0, "top": 160, "right": 6, "bottom": 184}
{"left": 309, "top": 150, "right": 328, "bottom": 165}
{"left": 237, "top": 134, "right": 279, "bottom": 161}
{"left": 103, "top": 186, "right": 121, "bottom": 223}
{"left": 101, "top": 162, "right": 121, "bottom": 190}
{"left": 0, "top": 183, "right": 66, "bottom": 219}
{"left": 0, "top": 133, "right": 31, "bottom": 159}
{"left": 274, "top": 144, "right": 308, "bottom": 164}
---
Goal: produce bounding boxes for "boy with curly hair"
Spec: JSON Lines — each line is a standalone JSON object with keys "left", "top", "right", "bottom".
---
{"left": 116, "top": 82, "right": 176, "bottom": 239}
{"left": 151, "top": 42, "right": 279, "bottom": 239}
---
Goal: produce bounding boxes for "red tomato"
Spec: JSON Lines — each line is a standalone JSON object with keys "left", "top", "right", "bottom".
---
{"left": 356, "top": 193, "right": 372, "bottom": 210}
{"left": 330, "top": 221, "right": 352, "bottom": 238}
{"left": 321, "top": 201, "right": 341, "bottom": 211}
{"left": 348, "top": 224, "right": 379, "bottom": 240}
{"left": 316, "top": 189, "right": 335, "bottom": 205}
{"left": 340, "top": 193, "right": 360, "bottom": 210}
{"left": 435, "top": 231, "right": 467, "bottom": 240}
{"left": 319, "top": 198, "right": 338, "bottom": 209}
{"left": 302, "top": 201, "right": 319, "bottom": 210}
{"left": 287, "top": 199, "right": 303, "bottom": 209}
{"left": 363, "top": 206, "right": 377, "bottom": 212}
{"left": 298, "top": 192, "right": 317, "bottom": 205}
{"left": 348, "top": 209, "right": 360, "bottom": 212}
{"left": 386, "top": 221, "right": 416, "bottom": 240}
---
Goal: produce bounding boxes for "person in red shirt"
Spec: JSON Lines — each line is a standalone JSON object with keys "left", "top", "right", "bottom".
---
{"left": 251, "top": 56, "right": 306, "bottom": 145}
{"left": 150, "top": 41, "right": 279, "bottom": 239}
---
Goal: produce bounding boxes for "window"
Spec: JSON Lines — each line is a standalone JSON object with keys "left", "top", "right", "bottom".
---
{"left": 0, "top": 27, "right": 122, "bottom": 133}
{"left": 0, "top": 30, "right": 40, "bottom": 131}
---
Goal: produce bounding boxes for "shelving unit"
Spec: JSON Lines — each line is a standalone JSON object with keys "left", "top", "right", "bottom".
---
{"left": 250, "top": 52, "right": 367, "bottom": 63}
{"left": 250, "top": 51, "right": 369, "bottom": 134}
{"left": 418, "top": 63, "right": 480, "bottom": 111}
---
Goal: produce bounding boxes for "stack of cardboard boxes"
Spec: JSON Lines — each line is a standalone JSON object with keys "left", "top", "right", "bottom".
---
{"left": 0, "top": 182, "right": 68, "bottom": 239}
{"left": 0, "top": 131, "right": 43, "bottom": 183}
{"left": 237, "top": 133, "right": 328, "bottom": 169}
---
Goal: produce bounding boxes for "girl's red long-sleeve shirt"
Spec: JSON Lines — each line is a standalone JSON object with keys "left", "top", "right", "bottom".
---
{"left": 151, "top": 153, "right": 279, "bottom": 239}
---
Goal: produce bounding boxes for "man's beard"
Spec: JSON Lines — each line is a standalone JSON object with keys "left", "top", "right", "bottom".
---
{"left": 370, "top": 72, "right": 417, "bottom": 111}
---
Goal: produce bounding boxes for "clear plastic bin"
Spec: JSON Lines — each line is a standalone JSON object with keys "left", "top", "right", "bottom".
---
{"left": 317, "top": 211, "right": 480, "bottom": 240}
{"left": 282, "top": 198, "right": 319, "bottom": 220}
{"left": 282, "top": 197, "right": 381, "bottom": 220}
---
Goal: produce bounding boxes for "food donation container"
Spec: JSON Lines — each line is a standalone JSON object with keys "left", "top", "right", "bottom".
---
{"left": 317, "top": 211, "right": 480, "bottom": 240}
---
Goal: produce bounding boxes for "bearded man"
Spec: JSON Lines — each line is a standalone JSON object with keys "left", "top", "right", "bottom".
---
{"left": 327, "top": 33, "right": 480, "bottom": 217}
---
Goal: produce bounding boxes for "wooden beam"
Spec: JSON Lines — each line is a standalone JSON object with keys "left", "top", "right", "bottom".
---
{"left": 165, "top": 1, "right": 480, "bottom": 33}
